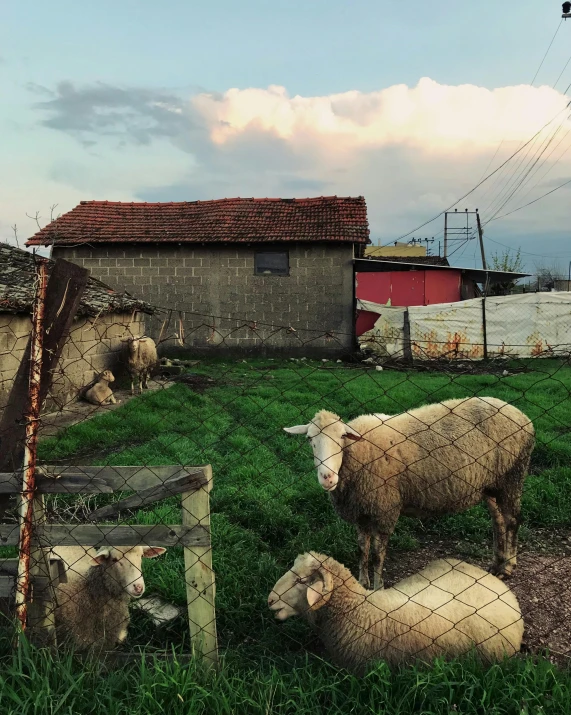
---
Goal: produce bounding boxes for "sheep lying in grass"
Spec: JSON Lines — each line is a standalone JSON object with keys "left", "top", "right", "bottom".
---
{"left": 125, "top": 336, "right": 158, "bottom": 394}
{"left": 284, "top": 397, "right": 535, "bottom": 589}
{"left": 54, "top": 545, "right": 166, "bottom": 653}
{"left": 84, "top": 370, "right": 120, "bottom": 406}
{"left": 268, "top": 552, "right": 523, "bottom": 675}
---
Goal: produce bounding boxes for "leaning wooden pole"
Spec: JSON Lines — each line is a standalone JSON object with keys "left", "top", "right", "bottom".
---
{"left": 0, "top": 259, "right": 89, "bottom": 520}
{"left": 14, "top": 259, "right": 48, "bottom": 630}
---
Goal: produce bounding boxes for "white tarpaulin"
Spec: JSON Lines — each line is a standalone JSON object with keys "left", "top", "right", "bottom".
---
{"left": 359, "top": 292, "right": 571, "bottom": 360}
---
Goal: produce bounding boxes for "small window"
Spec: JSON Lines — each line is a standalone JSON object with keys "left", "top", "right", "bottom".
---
{"left": 254, "top": 250, "right": 289, "bottom": 276}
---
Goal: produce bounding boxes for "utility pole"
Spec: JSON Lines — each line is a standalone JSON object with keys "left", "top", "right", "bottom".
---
{"left": 476, "top": 209, "right": 487, "bottom": 270}
{"left": 443, "top": 213, "right": 448, "bottom": 258}
{"left": 443, "top": 209, "right": 480, "bottom": 261}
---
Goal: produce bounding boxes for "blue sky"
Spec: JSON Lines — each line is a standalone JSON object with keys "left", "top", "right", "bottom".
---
{"left": 2, "top": 1, "right": 571, "bottom": 273}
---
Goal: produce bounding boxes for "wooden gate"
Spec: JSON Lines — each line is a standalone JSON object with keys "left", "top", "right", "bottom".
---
{"left": 0, "top": 463, "right": 218, "bottom": 666}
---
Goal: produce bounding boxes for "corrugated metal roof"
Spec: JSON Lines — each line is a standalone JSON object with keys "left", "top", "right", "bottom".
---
{"left": 353, "top": 257, "right": 531, "bottom": 283}
{"left": 26, "top": 196, "right": 370, "bottom": 247}
{"left": 0, "top": 243, "right": 154, "bottom": 316}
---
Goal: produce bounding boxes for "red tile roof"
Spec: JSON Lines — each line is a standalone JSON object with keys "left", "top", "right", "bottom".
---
{"left": 26, "top": 196, "right": 370, "bottom": 247}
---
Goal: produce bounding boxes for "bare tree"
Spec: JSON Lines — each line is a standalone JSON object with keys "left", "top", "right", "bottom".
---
{"left": 488, "top": 248, "right": 524, "bottom": 295}
{"left": 534, "top": 260, "right": 564, "bottom": 291}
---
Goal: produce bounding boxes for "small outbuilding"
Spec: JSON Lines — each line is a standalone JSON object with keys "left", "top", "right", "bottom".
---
{"left": 354, "top": 256, "right": 530, "bottom": 336}
{"left": 26, "top": 196, "right": 370, "bottom": 355}
{"left": 0, "top": 242, "right": 153, "bottom": 412}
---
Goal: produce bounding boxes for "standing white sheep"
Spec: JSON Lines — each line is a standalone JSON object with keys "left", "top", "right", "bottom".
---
{"left": 284, "top": 396, "right": 535, "bottom": 589}
{"left": 268, "top": 551, "right": 524, "bottom": 675}
{"left": 54, "top": 544, "right": 166, "bottom": 653}
{"left": 125, "top": 336, "right": 158, "bottom": 394}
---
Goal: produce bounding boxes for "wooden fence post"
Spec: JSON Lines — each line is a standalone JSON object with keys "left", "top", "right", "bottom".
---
{"left": 27, "top": 494, "right": 57, "bottom": 646}
{"left": 182, "top": 464, "right": 218, "bottom": 667}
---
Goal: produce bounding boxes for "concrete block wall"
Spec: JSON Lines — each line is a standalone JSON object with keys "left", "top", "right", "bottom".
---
{"left": 53, "top": 243, "right": 356, "bottom": 355}
{"left": 0, "top": 312, "right": 145, "bottom": 413}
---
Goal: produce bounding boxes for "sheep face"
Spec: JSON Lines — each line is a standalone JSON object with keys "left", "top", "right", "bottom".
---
{"left": 268, "top": 553, "right": 333, "bottom": 620}
{"left": 91, "top": 545, "right": 166, "bottom": 598}
{"left": 284, "top": 411, "right": 362, "bottom": 491}
{"left": 100, "top": 370, "right": 115, "bottom": 383}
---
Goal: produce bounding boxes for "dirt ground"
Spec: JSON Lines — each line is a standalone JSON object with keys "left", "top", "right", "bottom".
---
{"left": 382, "top": 541, "right": 571, "bottom": 666}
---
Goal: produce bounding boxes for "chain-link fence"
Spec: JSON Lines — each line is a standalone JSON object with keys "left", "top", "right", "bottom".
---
{"left": 1, "top": 256, "right": 570, "bottom": 677}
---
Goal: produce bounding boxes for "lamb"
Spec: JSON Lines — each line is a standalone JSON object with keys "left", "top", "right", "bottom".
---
{"left": 54, "top": 545, "right": 166, "bottom": 653}
{"left": 83, "top": 370, "right": 121, "bottom": 406}
{"left": 284, "top": 396, "right": 535, "bottom": 589}
{"left": 125, "top": 336, "right": 158, "bottom": 394}
{"left": 268, "top": 552, "right": 523, "bottom": 675}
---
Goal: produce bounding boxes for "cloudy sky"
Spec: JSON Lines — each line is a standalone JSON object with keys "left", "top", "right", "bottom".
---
{"left": 2, "top": 0, "right": 571, "bottom": 273}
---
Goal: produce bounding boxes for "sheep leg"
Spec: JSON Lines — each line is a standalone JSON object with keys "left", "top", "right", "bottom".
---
{"left": 485, "top": 494, "right": 508, "bottom": 577}
{"left": 496, "top": 489, "right": 522, "bottom": 578}
{"left": 371, "top": 532, "right": 390, "bottom": 590}
{"left": 357, "top": 530, "right": 371, "bottom": 589}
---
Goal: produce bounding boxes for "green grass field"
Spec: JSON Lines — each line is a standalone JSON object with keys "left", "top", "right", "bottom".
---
{"left": 1, "top": 358, "right": 571, "bottom": 714}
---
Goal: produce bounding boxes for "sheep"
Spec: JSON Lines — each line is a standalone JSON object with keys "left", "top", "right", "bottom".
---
{"left": 54, "top": 545, "right": 166, "bottom": 653}
{"left": 284, "top": 396, "right": 535, "bottom": 590}
{"left": 83, "top": 370, "right": 121, "bottom": 406}
{"left": 125, "top": 336, "right": 158, "bottom": 394}
{"left": 268, "top": 551, "right": 523, "bottom": 675}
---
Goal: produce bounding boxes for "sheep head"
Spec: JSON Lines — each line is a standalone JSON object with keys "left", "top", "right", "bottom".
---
{"left": 268, "top": 552, "right": 334, "bottom": 621}
{"left": 100, "top": 370, "right": 115, "bottom": 383}
{"left": 90, "top": 545, "right": 166, "bottom": 598}
{"left": 283, "top": 410, "right": 362, "bottom": 491}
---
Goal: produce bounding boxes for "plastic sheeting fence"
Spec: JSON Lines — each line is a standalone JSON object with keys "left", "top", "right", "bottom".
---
{"left": 358, "top": 292, "right": 571, "bottom": 360}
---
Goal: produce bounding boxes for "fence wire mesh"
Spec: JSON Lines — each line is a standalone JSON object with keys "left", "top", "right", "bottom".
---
{"left": 0, "top": 265, "right": 570, "bottom": 675}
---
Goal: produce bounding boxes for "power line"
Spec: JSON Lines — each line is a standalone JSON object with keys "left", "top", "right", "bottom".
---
{"left": 484, "top": 120, "right": 567, "bottom": 223}
{"left": 384, "top": 103, "right": 571, "bottom": 245}
{"left": 487, "top": 175, "right": 571, "bottom": 223}
{"left": 531, "top": 19, "right": 563, "bottom": 85}
{"left": 470, "top": 19, "right": 564, "bottom": 207}
{"left": 484, "top": 234, "right": 571, "bottom": 260}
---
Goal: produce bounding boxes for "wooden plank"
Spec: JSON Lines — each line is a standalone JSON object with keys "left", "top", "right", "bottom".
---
{"left": 0, "top": 575, "right": 14, "bottom": 599}
{"left": 0, "top": 475, "right": 113, "bottom": 494}
{"left": 27, "top": 495, "right": 57, "bottom": 645}
{"left": 182, "top": 464, "right": 218, "bottom": 667}
{"left": 0, "top": 524, "right": 209, "bottom": 548}
{"left": 0, "top": 559, "right": 18, "bottom": 575}
{"left": 0, "top": 466, "right": 206, "bottom": 494}
{"left": 88, "top": 470, "right": 208, "bottom": 521}
{"left": 0, "top": 259, "right": 89, "bottom": 518}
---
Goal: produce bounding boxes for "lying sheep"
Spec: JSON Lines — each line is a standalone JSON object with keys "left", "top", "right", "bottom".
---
{"left": 284, "top": 397, "right": 535, "bottom": 589}
{"left": 268, "top": 552, "right": 523, "bottom": 675}
{"left": 54, "top": 545, "right": 166, "bottom": 653}
{"left": 83, "top": 370, "right": 120, "bottom": 406}
{"left": 126, "top": 336, "right": 158, "bottom": 394}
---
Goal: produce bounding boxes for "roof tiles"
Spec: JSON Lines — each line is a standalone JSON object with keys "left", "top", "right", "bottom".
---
{"left": 26, "top": 196, "right": 370, "bottom": 247}
{"left": 0, "top": 243, "right": 154, "bottom": 316}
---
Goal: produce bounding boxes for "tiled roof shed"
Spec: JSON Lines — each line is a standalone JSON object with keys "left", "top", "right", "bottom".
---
{"left": 26, "top": 196, "right": 370, "bottom": 246}
{"left": 0, "top": 243, "right": 154, "bottom": 316}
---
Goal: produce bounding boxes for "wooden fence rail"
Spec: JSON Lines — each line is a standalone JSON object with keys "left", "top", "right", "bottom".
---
{"left": 0, "top": 464, "right": 218, "bottom": 666}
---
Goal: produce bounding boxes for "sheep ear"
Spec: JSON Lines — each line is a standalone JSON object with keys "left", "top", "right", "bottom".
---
{"left": 92, "top": 548, "right": 111, "bottom": 565}
{"left": 283, "top": 424, "right": 309, "bottom": 435}
{"left": 142, "top": 547, "right": 166, "bottom": 559}
{"left": 306, "top": 578, "right": 325, "bottom": 608}
{"left": 344, "top": 426, "right": 362, "bottom": 441}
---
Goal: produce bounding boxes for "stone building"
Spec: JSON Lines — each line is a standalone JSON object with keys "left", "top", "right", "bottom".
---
{"left": 26, "top": 196, "right": 370, "bottom": 355}
{"left": 0, "top": 243, "right": 152, "bottom": 412}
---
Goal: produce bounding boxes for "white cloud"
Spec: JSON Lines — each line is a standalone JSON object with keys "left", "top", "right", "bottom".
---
{"left": 5, "top": 76, "right": 571, "bottom": 270}
{"left": 192, "top": 78, "right": 570, "bottom": 153}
